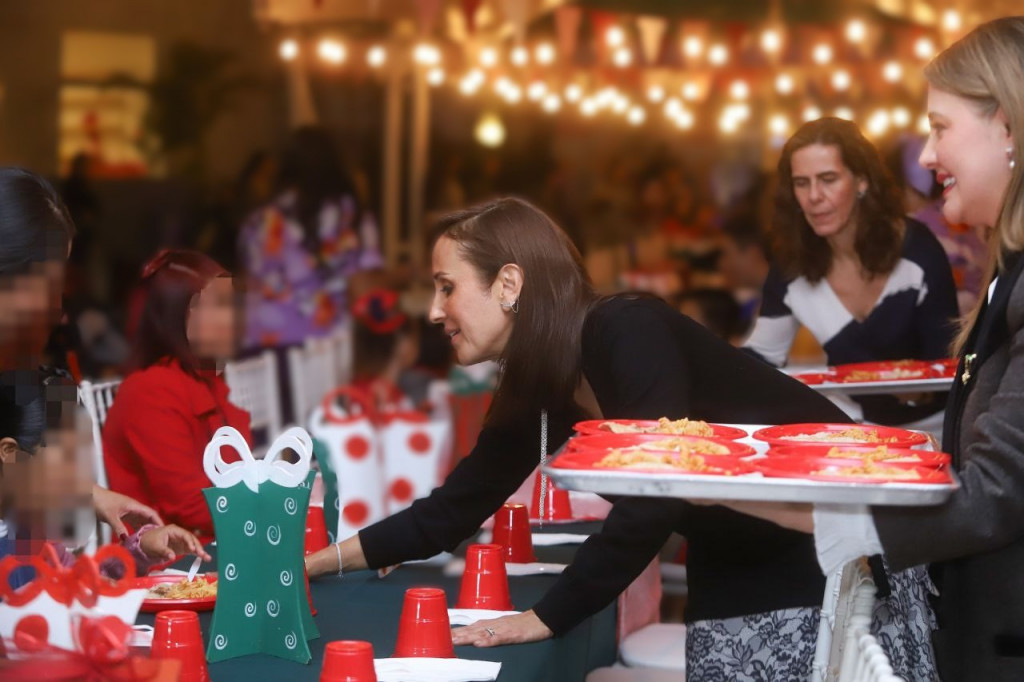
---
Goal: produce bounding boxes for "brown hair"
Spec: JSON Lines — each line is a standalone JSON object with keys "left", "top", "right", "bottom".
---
{"left": 923, "top": 17, "right": 1024, "bottom": 354}
{"left": 131, "top": 249, "right": 231, "bottom": 377}
{"left": 433, "top": 198, "right": 597, "bottom": 426}
{"left": 772, "top": 117, "right": 905, "bottom": 283}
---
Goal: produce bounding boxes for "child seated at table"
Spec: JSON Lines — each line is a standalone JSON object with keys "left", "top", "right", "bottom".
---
{"left": 103, "top": 250, "right": 251, "bottom": 541}
{"left": 1, "top": 366, "right": 209, "bottom": 586}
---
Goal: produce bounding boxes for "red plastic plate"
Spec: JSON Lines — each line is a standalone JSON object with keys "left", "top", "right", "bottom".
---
{"left": 569, "top": 433, "right": 756, "bottom": 457}
{"left": 792, "top": 372, "right": 834, "bottom": 385}
{"left": 135, "top": 574, "right": 217, "bottom": 613}
{"left": 752, "top": 423, "right": 929, "bottom": 449}
{"left": 552, "top": 448, "right": 755, "bottom": 476}
{"left": 572, "top": 419, "right": 748, "bottom": 440}
{"left": 753, "top": 455, "right": 952, "bottom": 485}
{"left": 765, "top": 444, "right": 950, "bottom": 468}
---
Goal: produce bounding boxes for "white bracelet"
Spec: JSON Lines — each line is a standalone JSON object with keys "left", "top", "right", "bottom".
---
{"left": 335, "top": 543, "right": 344, "bottom": 578}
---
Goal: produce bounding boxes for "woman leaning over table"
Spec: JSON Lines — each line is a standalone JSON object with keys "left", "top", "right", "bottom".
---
{"left": 306, "top": 197, "right": 940, "bottom": 680}
{"left": 744, "top": 117, "right": 959, "bottom": 429}
{"left": 717, "top": 16, "right": 1024, "bottom": 682}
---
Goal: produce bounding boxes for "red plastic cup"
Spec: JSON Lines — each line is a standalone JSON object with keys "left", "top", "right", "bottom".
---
{"left": 530, "top": 471, "right": 572, "bottom": 521}
{"left": 491, "top": 503, "right": 536, "bottom": 563}
{"left": 320, "top": 640, "right": 378, "bottom": 682}
{"left": 305, "top": 505, "right": 330, "bottom": 555}
{"left": 455, "top": 544, "right": 514, "bottom": 611}
{"left": 393, "top": 587, "right": 456, "bottom": 658}
{"left": 151, "top": 610, "right": 209, "bottom": 682}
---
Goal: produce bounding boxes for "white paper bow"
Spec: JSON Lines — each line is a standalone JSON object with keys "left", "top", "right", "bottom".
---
{"left": 203, "top": 426, "right": 313, "bottom": 492}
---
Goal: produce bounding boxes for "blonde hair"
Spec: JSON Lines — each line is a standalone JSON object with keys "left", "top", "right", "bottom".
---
{"left": 924, "top": 16, "right": 1024, "bottom": 353}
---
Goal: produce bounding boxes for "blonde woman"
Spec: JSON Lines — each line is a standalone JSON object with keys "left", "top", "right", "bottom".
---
{"left": 720, "top": 17, "right": 1024, "bottom": 680}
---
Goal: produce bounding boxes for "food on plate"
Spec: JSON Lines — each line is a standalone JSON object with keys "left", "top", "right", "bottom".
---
{"left": 600, "top": 417, "right": 714, "bottom": 436}
{"left": 814, "top": 460, "right": 922, "bottom": 480}
{"left": 841, "top": 368, "right": 927, "bottom": 382}
{"left": 824, "top": 445, "right": 921, "bottom": 461}
{"left": 643, "top": 437, "right": 731, "bottom": 455}
{"left": 596, "top": 448, "right": 711, "bottom": 472}
{"left": 146, "top": 577, "right": 218, "bottom": 600}
{"left": 781, "top": 428, "right": 899, "bottom": 444}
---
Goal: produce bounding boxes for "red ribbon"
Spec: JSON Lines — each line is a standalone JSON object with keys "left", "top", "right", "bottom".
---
{"left": 0, "top": 544, "right": 135, "bottom": 608}
{"left": 1, "top": 615, "right": 162, "bottom": 681}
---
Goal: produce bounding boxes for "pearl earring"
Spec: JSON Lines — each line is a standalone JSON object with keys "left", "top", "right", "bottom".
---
{"left": 1009, "top": 146, "right": 1016, "bottom": 170}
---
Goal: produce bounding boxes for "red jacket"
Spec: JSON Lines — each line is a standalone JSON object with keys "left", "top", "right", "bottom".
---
{"left": 103, "top": 359, "right": 252, "bottom": 539}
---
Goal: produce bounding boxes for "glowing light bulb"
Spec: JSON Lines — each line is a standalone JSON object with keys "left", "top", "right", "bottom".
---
{"left": 542, "top": 93, "right": 561, "bottom": 113}
{"left": 511, "top": 46, "right": 529, "bottom": 66}
{"left": 846, "top": 19, "right": 867, "bottom": 43}
{"left": 527, "top": 81, "right": 546, "bottom": 101}
{"left": 832, "top": 70, "right": 851, "bottom": 91}
{"left": 613, "top": 47, "right": 632, "bottom": 67}
{"left": 427, "top": 67, "right": 445, "bottom": 86}
{"left": 803, "top": 105, "right": 822, "bottom": 122}
{"left": 367, "top": 45, "right": 386, "bottom": 68}
{"left": 835, "top": 107, "right": 854, "bottom": 121}
{"left": 627, "top": 106, "right": 646, "bottom": 126}
{"left": 775, "top": 73, "right": 794, "bottom": 95}
{"left": 729, "top": 80, "right": 749, "bottom": 100}
{"left": 915, "top": 37, "right": 936, "bottom": 60}
{"left": 565, "top": 84, "right": 583, "bottom": 102}
{"left": 761, "top": 29, "right": 781, "bottom": 53}
{"left": 813, "top": 43, "right": 833, "bottom": 64}
{"left": 279, "top": 39, "right": 299, "bottom": 61}
{"left": 647, "top": 85, "right": 665, "bottom": 103}
{"left": 892, "top": 106, "right": 911, "bottom": 128}
{"left": 535, "top": 43, "right": 555, "bottom": 65}
{"left": 318, "top": 39, "right": 346, "bottom": 64}
{"left": 413, "top": 43, "right": 440, "bottom": 66}
{"left": 479, "top": 47, "right": 498, "bottom": 68}
{"left": 708, "top": 43, "right": 728, "bottom": 65}
{"left": 769, "top": 114, "right": 789, "bottom": 136}
{"left": 606, "top": 26, "right": 625, "bottom": 48}
{"left": 682, "top": 36, "right": 703, "bottom": 58}
{"left": 883, "top": 61, "right": 903, "bottom": 82}
{"left": 942, "top": 10, "right": 962, "bottom": 32}
{"left": 682, "top": 82, "right": 700, "bottom": 101}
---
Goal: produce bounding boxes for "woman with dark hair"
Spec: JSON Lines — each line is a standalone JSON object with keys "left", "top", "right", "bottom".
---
{"left": 102, "top": 249, "right": 250, "bottom": 540}
{"left": 303, "top": 197, "right": 933, "bottom": 678}
{"left": 745, "top": 117, "right": 959, "bottom": 428}
{"left": 239, "top": 126, "right": 382, "bottom": 352}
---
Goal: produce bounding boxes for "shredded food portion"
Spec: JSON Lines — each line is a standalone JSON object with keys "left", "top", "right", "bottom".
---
{"left": 842, "top": 368, "right": 926, "bottom": 383}
{"left": 814, "top": 460, "right": 922, "bottom": 480}
{"left": 600, "top": 418, "right": 715, "bottom": 436}
{"left": 643, "top": 437, "right": 731, "bottom": 455}
{"left": 824, "top": 445, "right": 921, "bottom": 462}
{"left": 781, "top": 428, "right": 899, "bottom": 444}
{"left": 596, "top": 448, "right": 711, "bottom": 472}
{"left": 147, "top": 578, "right": 218, "bottom": 600}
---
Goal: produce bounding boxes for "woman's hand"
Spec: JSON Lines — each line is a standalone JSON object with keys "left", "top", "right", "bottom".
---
{"left": 93, "top": 485, "right": 163, "bottom": 537}
{"left": 450, "top": 610, "right": 553, "bottom": 648}
{"left": 138, "top": 525, "right": 212, "bottom": 563}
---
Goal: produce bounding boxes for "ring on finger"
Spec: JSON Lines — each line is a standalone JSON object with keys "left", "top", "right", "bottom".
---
{"left": 485, "top": 627, "right": 496, "bottom": 637}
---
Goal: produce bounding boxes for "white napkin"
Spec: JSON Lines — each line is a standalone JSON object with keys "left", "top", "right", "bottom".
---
{"left": 447, "top": 609, "right": 521, "bottom": 626}
{"left": 443, "top": 559, "right": 567, "bottom": 578}
{"left": 477, "top": 531, "right": 589, "bottom": 546}
{"left": 374, "top": 657, "right": 501, "bottom": 682}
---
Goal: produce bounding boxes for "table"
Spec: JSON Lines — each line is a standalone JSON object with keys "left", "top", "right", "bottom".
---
{"left": 138, "top": 523, "right": 616, "bottom": 682}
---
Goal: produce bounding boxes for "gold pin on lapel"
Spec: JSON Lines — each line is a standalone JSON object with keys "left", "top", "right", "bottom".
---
{"left": 961, "top": 353, "right": 977, "bottom": 385}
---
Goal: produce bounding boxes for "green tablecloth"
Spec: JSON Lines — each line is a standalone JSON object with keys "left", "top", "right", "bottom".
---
{"left": 139, "top": 523, "right": 616, "bottom": 682}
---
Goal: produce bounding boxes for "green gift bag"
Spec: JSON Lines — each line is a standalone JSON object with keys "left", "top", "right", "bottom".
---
{"left": 202, "top": 427, "right": 320, "bottom": 664}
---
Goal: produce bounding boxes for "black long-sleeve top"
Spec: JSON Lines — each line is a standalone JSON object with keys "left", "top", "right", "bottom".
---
{"left": 360, "top": 296, "right": 851, "bottom": 634}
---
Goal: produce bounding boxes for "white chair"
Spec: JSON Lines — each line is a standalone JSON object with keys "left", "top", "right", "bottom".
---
{"left": 79, "top": 378, "right": 122, "bottom": 491}
{"left": 287, "top": 337, "right": 338, "bottom": 423}
{"left": 224, "top": 350, "right": 282, "bottom": 452}
{"left": 619, "top": 623, "right": 686, "bottom": 674}
{"left": 79, "top": 377, "right": 123, "bottom": 547}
